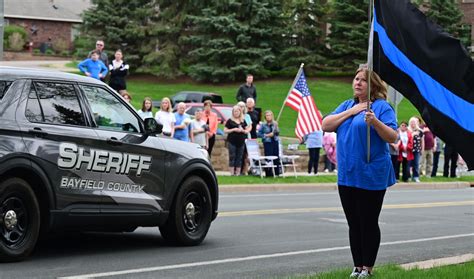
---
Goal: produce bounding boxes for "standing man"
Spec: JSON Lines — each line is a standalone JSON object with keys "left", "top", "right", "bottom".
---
{"left": 89, "top": 40, "right": 109, "bottom": 80}
{"left": 420, "top": 125, "right": 434, "bottom": 176}
{"left": 78, "top": 50, "right": 108, "bottom": 80}
{"left": 246, "top": 98, "right": 259, "bottom": 139}
{"left": 236, "top": 74, "right": 257, "bottom": 103}
{"left": 173, "top": 102, "right": 191, "bottom": 142}
{"left": 443, "top": 143, "right": 458, "bottom": 178}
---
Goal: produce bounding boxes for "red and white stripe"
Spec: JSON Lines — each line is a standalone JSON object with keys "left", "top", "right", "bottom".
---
{"left": 285, "top": 88, "right": 323, "bottom": 140}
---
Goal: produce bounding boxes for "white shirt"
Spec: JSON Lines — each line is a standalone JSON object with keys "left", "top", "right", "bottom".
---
{"left": 400, "top": 131, "right": 408, "bottom": 158}
{"left": 191, "top": 119, "right": 207, "bottom": 147}
{"left": 155, "top": 110, "right": 176, "bottom": 133}
{"left": 137, "top": 110, "right": 153, "bottom": 120}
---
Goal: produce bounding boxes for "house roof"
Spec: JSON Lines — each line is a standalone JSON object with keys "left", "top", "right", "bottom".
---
{"left": 5, "top": 0, "right": 92, "bottom": 23}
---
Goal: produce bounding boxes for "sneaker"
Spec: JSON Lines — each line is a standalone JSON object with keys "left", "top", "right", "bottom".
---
{"left": 414, "top": 177, "right": 420, "bottom": 183}
{"left": 358, "top": 269, "right": 372, "bottom": 278}
{"left": 324, "top": 169, "right": 329, "bottom": 173}
{"left": 349, "top": 267, "right": 361, "bottom": 278}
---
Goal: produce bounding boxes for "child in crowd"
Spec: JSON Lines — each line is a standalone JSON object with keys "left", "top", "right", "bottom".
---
{"left": 137, "top": 97, "right": 153, "bottom": 120}
{"left": 190, "top": 108, "right": 209, "bottom": 149}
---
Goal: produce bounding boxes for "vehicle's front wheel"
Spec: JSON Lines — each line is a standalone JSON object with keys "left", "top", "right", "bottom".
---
{"left": 0, "top": 178, "right": 40, "bottom": 262}
{"left": 160, "top": 176, "right": 212, "bottom": 246}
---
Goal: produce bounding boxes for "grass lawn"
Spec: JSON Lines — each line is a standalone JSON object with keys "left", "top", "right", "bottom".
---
{"left": 126, "top": 77, "right": 419, "bottom": 137}
{"left": 217, "top": 175, "right": 474, "bottom": 185}
{"left": 293, "top": 261, "right": 474, "bottom": 279}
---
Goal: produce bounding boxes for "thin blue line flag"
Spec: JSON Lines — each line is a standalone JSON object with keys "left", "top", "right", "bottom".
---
{"left": 373, "top": 0, "right": 474, "bottom": 170}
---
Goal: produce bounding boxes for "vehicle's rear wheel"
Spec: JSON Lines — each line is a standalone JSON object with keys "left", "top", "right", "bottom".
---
{"left": 159, "top": 176, "right": 212, "bottom": 246}
{"left": 0, "top": 178, "right": 40, "bottom": 262}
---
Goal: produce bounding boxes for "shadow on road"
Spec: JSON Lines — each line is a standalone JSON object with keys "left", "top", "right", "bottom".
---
{"left": 31, "top": 230, "right": 172, "bottom": 260}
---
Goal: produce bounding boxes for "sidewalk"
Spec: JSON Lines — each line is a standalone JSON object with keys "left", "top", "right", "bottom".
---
{"left": 0, "top": 60, "right": 74, "bottom": 72}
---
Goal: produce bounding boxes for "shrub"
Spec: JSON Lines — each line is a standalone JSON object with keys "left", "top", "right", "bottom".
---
{"left": 4, "top": 25, "right": 28, "bottom": 50}
{"left": 8, "top": 33, "right": 26, "bottom": 51}
{"left": 45, "top": 49, "right": 55, "bottom": 56}
{"left": 53, "top": 38, "right": 70, "bottom": 53}
{"left": 33, "top": 49, "right": 41, "bottom": 55}
{"left": 60, "top": 50, "right": 71, "bottom": 57}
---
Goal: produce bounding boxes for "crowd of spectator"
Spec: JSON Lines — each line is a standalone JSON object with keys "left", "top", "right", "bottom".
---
{"left": 75, "top": 39, "right": 466, "bottom": 179}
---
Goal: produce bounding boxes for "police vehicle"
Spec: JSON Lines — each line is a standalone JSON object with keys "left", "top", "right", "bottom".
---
{"left": 0, "top": 67, "right": 218, "bottom": 262}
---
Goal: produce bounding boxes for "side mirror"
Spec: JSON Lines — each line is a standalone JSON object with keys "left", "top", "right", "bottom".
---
{"left": 144, "top": 118, "right": 163, "bottom": 134}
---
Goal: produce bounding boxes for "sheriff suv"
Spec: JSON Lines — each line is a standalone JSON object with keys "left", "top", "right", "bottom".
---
{"left": 0, "top": 67, "right": 218, "bottom": 262}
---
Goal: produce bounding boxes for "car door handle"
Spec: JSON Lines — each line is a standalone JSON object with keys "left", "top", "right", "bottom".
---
{"left": 28, "top": 127, "right": 48, "bottom": 138}
{"left": 106, "top": 137, "right": 122, "bottom": 146}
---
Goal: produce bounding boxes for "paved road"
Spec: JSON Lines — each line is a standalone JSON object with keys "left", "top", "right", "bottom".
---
{"left": 2, "top": 188, "right": 473, "bottom": 279}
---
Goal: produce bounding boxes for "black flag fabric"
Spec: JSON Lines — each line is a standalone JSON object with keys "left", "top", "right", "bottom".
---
{"left": 372, "top": 0, "right": 474, "bottom": 170}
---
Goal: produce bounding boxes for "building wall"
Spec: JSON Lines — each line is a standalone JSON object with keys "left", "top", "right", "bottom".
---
{"left": 6, "top": 18, "right": 74, "bottom": 50}
{"left": 460, "top": 2, "right": 474, "bottom": 46}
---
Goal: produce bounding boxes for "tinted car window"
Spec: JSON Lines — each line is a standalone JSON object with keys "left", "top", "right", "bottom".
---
{"left": 26, "top": 82, "right": 85, "bottom": 126}
{"left": 172, "top": 93, "right": 187, "bottom": 104}
{"left": 0, "top": 81, "right": 12, "bottom": 100}
{"left": 81, "top": 85, "right": 141, "bottom": 133}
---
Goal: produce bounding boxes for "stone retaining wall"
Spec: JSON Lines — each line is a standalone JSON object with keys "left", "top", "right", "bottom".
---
{"left": 210, "top": 136, "right": 325, "bottom": 172}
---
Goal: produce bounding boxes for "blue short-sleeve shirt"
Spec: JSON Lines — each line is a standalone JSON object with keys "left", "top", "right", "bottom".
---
{"left": 330, "top": 99, "right": 398, "bottom": 190}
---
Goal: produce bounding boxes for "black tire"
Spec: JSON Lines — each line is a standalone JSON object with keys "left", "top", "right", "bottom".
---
{"left": 0, "top": 178, "right": 40, "bottom": 262}
{"left": 159, "top": 176, "right": 212, "bottom": 246}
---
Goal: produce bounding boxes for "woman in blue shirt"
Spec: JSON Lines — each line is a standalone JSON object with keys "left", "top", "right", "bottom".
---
{"left": 258, "top": 110, "right": 280, "bottom": 177}
{"left": 322, "top": 68, "right": 398, "bottom": 278}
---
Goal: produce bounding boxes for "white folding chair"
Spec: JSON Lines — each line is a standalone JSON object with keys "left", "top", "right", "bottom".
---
{"left": 245, "top": 139, "right": 278, "bottom": 178}
{"left": 279, "top": 142, "right": 300, "bottom": 177}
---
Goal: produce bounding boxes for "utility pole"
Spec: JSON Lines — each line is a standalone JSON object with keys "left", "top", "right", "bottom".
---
{"left": 0, "top": 0, "right": 4, "bottom": 61}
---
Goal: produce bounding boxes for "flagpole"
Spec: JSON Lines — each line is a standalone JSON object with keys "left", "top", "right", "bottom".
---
{"left": 367, "top": 0, "right": 374, "bottom": 163}
{"left": 276, "top": 63, "right": 304, "bottom": 122}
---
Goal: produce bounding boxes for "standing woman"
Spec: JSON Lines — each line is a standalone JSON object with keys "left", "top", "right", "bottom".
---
{"left": 257, "top": 110, "right": 281, "bottom": 177}
{"left": 155, "top": 97, "right": 175, "bottom": 137}
{"left": 137, "top": 97, "right": 153, "bottom": 120}
{"left": 322, "top": 68, "right": 398, "bottom": 278}
{"left": 408, "top": 117, "right": 423, "bottom": 182}
{"left": 108, "top": 50, "right": 129, "bottom": 93}
{"left": 202, "top": 100, "right": 219, "bottom": 157}
{"left": 224, "top": 106, "right": 248, "bottom": 176}
{"left": 397, "top": 121, "right": 414, "bottom": 182}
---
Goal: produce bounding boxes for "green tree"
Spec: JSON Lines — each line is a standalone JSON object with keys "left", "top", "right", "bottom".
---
{"left": 182, "top": 0, "right": 285, "bottom": 83}
{"left": 424, "top": 0, "right": 470, "bottom": 49}
{"left": 279, "top": 0, "right": 329, "bottom": 74}
{"left": 327, "top": 0, "right": 369, "bottom": 71}
{"left": 140, "top": 0, "right": 208, "bottom": 78}
{"left": 81, "top": 0, "right": 158, "bottom": 71}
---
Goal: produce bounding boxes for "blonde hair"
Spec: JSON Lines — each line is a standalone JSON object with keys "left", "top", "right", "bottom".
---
{"left": 408, "top": 116, "right": 420, "bottom": 132}
{"left": 237, "top": 101, "right": 247, "bottom": 114}
{"left": 354, "top": 68, "right": 387, "bottom": 102}
{"left": 231, "top": 105, "right": 244, "bottom": 123}
{"left": 160, "top": 97, "right": 173, "bottom": 113}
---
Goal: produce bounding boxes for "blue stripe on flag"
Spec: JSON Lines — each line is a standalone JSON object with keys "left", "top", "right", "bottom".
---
{"left": 374, "top": 10, "right": 474, "bottom": 132}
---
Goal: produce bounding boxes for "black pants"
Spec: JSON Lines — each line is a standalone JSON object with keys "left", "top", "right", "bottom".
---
{"left": 263, "top": 141, "right": 280, "bottom": 177}
{"left": 308, "top": 148, "right": 320, "bottom": 174}
{"left": 339, "top": 186, "right": 386, "bottom": 268}
{"left": 208, "top": 134, "right": 216, "bottom": 157}
{"left": 443, "top": 146, "right": 458, "bottom": 178}
{"left": 324, "top": 155, "right": 335, "bottom": 171}
{"left": 397, "top": 158, "right": 410, "bottom": 182}
{"left": 431, "top": 151, "right": 440, "bottom": 177}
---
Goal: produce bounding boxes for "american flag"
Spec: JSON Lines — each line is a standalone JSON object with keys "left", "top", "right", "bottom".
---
{"left": 284, "top": 70, "right": 323, "bottom": 140}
